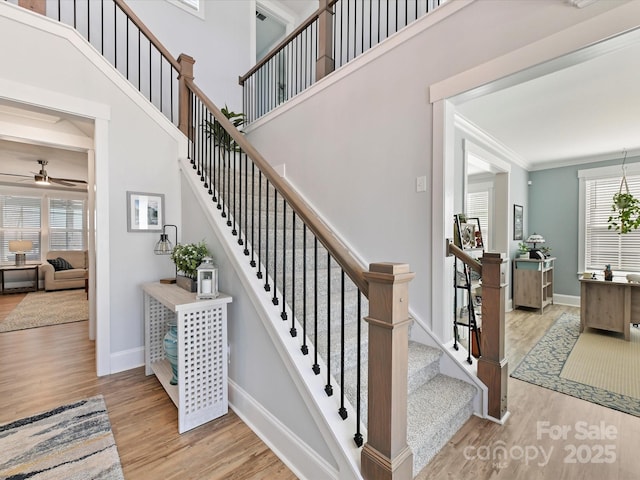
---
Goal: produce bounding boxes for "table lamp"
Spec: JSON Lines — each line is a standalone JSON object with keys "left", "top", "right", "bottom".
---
{"left": 8, "top": 240, "right": 33, "bottom": 266}
{"left": 154, "top": 224, "right": 177, "bottom": 284}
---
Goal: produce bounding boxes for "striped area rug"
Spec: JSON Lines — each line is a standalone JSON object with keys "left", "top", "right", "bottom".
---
{"left": 0, "top": 396, "right": 124, "bottom": 479}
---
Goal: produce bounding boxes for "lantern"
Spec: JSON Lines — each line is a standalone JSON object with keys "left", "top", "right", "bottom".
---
{"left": 196, "top": 256, "right": 218, "bottom": 299}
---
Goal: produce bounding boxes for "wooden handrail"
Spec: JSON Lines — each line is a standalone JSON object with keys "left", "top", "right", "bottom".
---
{"left": 239, "top": 0, "right": 339, "bottom": 84}
{"left": 447, "top": 240, "right": 482, "bottom": 275}
{"left": 114, "top": 0, "right": 181, "bottom": 71}
{"left": 186, "top": 78, "right": 369, "bottom": 297}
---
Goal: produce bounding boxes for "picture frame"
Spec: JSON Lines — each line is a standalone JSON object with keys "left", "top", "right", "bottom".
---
{"left": 127, "top": 191, "right": 164, "bottom": 232}
{"left": 513, "top": 204, "right": 523, "bottom": 240}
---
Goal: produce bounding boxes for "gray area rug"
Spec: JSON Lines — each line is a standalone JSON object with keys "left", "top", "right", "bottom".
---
{"left": 0, "top": 395, "right": 125, "bottom": 479}
{"left": 511, "top": 312, "right": 640, "bottom": 417}
{"left": 0, "top": 290, "right": 88, "bottom": 333}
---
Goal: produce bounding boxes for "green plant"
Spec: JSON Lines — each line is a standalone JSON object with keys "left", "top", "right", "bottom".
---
{"left": 203, "top": 105, "right": 245, "bottom": 154}
{"left": 170, "top": 241, "right": 210, "bottom": 279}
{"left": 608, "top": 192, "right": 640, "bottom": 234}
{"left": 518, "top": 242, "right": 529, "bottom": 254}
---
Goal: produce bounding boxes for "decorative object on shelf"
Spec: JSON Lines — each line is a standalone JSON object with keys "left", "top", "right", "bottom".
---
{"left": 513, "top": 204, "right": 523, "bottom": 240}
{"left": 540, "top": 246, "right": 552, "bottom": 258}
{"left": 154, "top": 224, "right": 178, "bottom": 284}
{"left": 604, "top": 264, "right": 613, "bottom": 281}
{"left": 8, "top": 240, "right": 33, "bottom": 266}
{"left": 126, "top": 191, "right": 164, "bottom": 232}
{"left": 197, "top": 256, "right": 219, "bottom": 299}
{"left": 163, "top": 318, "right": 178, "bottom": 385}
{"left": 517, "top": 242, "right": 530, "bottom": 259}
{"left": 170, "top": 241, "right": 210, "bottom": 292}
{"left": 607, "top": 151, "right": 640, "bottom": 234}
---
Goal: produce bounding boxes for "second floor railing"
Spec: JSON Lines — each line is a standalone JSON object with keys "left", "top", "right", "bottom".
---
{"left": 239, "top": 0, "right": 446, "bottom": 124}
{"left": 7, "top": 0, "right": 180, "bottom": 125}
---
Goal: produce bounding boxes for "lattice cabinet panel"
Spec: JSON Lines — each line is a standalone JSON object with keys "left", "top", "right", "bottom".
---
{"left": 143, "top": 283, "right": 232, "bottom": 433}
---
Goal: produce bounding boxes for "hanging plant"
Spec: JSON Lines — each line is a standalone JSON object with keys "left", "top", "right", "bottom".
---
{"left": 607, "top": 150, "right": 640, "bottom": 234}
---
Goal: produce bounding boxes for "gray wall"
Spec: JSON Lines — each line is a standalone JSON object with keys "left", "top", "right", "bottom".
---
{"left": 529, "top": 154, "right": 640, "bottom": 297}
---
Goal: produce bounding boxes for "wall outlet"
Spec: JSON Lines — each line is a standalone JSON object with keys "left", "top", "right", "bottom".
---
{"left": 416, "top": 176, "right": 427, "bottom": 192}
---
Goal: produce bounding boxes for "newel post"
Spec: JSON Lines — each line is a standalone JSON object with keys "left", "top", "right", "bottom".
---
{"left": 18, "top": 0, "right": 45, "bottom": 15}
{"left": 361, "top": 263, "right": 415, "bottom": 480}
{"left": 177, "top": 54, "right": 195, "bottom": 138}
{"left": 316, "top": 0, "right": 335, "bottom": 81}
{"left": 477, "top": 252, "right": 508, "bottom": 421}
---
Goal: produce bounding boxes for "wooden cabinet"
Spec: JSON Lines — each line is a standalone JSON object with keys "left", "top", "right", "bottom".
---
{"left": 579, "top": 279, "right": 640, "bottom": 341}
{"left": 143, "top": 282, "right": 232, "bottom": 433}
{"left": 513, "top": 257, "right": 555, "bottom": 314}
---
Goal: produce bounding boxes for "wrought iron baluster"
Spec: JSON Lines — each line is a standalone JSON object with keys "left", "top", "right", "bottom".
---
{"left": 354, "top": 291, "right": 363, "bottom": 447}
{"left": 339, "top": 270, "right": 347, "bottom": 420}
{"left": 325, "top": 252, "right": 333, "bottom": 397}
{"left": 272, "top": 190, "right": 278, "bottom": 305}
{"left": 301, "top": 225, "right": 308, "bottom": 354}
{"left": 312, "top": 237, "right": 320, "bottom": 374}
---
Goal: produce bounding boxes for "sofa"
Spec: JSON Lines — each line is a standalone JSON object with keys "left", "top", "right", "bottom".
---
{"left": 40, "top": 250, "right": 88, "bottom": 291}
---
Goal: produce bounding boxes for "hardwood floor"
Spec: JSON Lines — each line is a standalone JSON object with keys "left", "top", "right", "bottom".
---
{"left": 0, "top": 293, "right": 297, "bottom": 480}
{"left": 417, "top": 304, "right": 640, "bottom": 480}
{"left": 2, "top": 295, "right": 639, "bottom": 479}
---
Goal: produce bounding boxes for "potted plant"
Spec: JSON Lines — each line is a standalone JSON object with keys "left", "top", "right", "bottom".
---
{"left": 204, "top": 105, "right": 245, "bottom": 156}
{"left": 607, "top": 151, "right": 640, "bottom": 234}
{"left": 170, "top": 241, "right": 210, "bottom": 292}
{"left": 517, "top": 242, "right": 530, "bottom": 258}
{"left": 608, "top": 192, "right": 640, "bottom": 234}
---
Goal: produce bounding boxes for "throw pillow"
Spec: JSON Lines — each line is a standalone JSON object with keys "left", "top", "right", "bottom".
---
{"left": 47, "top": 257, "right": 74, "bottom": 271}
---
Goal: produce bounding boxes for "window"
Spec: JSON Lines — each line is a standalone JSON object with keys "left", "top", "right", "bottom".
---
{"left": 0, "top": 195, "right": 41, "bottom": 265}
{"left": 49, "top": 199, "right": 86, "bottom": 251}
{"left": 580, "top": 164, "right": 640, "bottom": 274}
{"left": 466, "top": 189, "right": 490, "bottom": 249}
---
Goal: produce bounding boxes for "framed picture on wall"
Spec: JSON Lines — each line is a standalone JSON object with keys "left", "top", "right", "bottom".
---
{"left": 127, "top": 191, "right": 164, "bottom": 232}
{"left": 513, "top": 204, "right": 523, "bottom": 240}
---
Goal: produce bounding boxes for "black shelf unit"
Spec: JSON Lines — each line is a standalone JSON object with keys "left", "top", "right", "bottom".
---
{"left": 453, "top": 214, "right": 483, "bottom": 364}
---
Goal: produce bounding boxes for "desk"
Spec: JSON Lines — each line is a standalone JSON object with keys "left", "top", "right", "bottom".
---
{"left": 579, "top": 278, "right": 640, "bottom": 341}
{"left": 0, "top": 264, "right": 38, "bottom": 294}
{"left": 143, "top": 282, "right": 232, "bottom": 433}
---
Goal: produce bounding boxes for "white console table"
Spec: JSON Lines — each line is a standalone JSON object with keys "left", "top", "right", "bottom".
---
{"left": 143, "top": 282, "right": 232, "bottom": 433}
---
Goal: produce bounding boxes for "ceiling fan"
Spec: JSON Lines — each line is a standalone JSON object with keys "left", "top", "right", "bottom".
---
{"left": 0, "top": 159, "right": 87, "bottom": 187}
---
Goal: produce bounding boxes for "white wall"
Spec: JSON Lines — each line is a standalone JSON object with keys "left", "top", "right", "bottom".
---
{"left": 244, "top": 0, "right": 640, "bottom": 340}
{"left": 127, "top": 0, "right": 254, "bottom": 112}
{"left": 0, "top": 3, "right": 187, "bottom": 370}
{"left": 179, "top": 172, "right": 338, "bottom": 474}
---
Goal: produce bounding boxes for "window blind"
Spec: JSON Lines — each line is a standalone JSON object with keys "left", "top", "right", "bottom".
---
{"left": 0, "top": 195, "right": 41, "bottom": 264}
{"left": 49, "top": 198, "right": 87, "bottom": 251}
{"left": 585, "top": 174, "right": 640, "bottom": 272}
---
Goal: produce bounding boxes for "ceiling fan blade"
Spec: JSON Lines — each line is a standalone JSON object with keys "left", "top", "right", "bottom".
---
{"left": 52, "top": 177, "right": 88, "bottom": 184}
{"left": 49, "top": 178, "right": 77, "bottom": 187}
{"left": 0, "top": 173, "right": 31, "bottom": 178}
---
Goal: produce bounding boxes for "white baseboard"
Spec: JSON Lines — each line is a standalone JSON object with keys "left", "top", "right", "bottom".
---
{"left": 553, "top": 294, "right": 580, "bottom": 307}
{"left": 110, "top": 347, "right": 144, "bottom": 374}
{"left": 228, "top": 380, "right": 339, "bottom": 480}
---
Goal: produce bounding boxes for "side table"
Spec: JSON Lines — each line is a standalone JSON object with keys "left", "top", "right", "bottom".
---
{"left": 143, "top": 282, "right": 232, "bottom": 433}
{"left": 0, "top": 264, "right": 39, "bottom": 294}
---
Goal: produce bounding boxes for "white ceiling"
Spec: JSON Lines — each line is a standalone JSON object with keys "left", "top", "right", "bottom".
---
{"left": 456, "top": 27, "right": 640, "bottom": 171}
{"left": 0, "top": 100, "right": 91, "bottom": 191}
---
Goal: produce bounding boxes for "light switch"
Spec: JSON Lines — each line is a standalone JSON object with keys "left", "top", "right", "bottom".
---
{"left": 416, "top": 176, "right": 427, "bottom": 192}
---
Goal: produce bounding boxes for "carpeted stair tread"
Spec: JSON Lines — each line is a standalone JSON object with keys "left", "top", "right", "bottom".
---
{"left": 407, "top": 374, "right": 477, "bottom": 473}
{"left": 341, "top": 341, "right": 443, "bottom": 426}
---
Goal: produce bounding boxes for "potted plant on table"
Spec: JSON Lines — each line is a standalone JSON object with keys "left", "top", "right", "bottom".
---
{"left": 517, "top": 242, "right": 530, "bottom": 259}
{"left": 170, "top": 241, "right": 210, "bottom": 292}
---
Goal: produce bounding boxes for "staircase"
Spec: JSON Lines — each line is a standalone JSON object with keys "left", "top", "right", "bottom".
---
{"left": 225, "top": 167, "right": 478, "bottom": 474}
